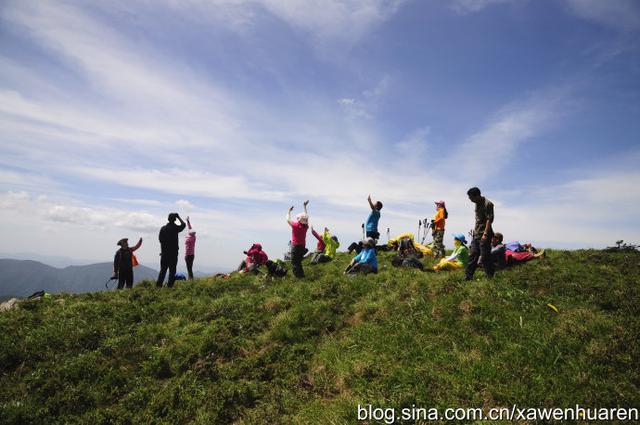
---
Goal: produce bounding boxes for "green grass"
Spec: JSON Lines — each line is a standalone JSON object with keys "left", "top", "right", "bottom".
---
{"left": 1, "top": 250, "right": 639, "bottom": 424}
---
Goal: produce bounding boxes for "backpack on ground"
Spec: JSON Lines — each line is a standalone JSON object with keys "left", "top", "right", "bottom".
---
{"left": 266, "top": 260, "right": 288, "bottom": 277}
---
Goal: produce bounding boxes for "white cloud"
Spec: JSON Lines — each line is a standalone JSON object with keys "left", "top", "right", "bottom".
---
{"left": 176, "top": 199, "right": 195, "bottom": 211}
{"left": 444, "top": 87, "right": 573, "bottom": 182}
{"left": 254, "top": 0, "right": 408, "bottom": 50}
{"left": 338, "top": 76, "right": 391, "bottom": 121}
{"left": 395, "top": 127, "right": 430, "bottom": 157}
{"left": 68, "top": 166, "right": 287, "bottom": 201}
{"left": 450, "top": 0, "right": 518, "bottom": 15}
{"left": 565, "top": 0, "right": 640, "bottom": 32}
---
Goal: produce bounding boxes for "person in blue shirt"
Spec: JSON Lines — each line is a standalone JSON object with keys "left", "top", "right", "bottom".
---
{"left": 344, "top": 237, "right": 378, "bottom": 274}
{"left": 365, "top": 194, "right": 383, "bottom": 240}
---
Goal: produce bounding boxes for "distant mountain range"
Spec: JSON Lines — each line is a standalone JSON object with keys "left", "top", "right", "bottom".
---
{"left": 0, "top": 259, "right": 159, "bottom": 298}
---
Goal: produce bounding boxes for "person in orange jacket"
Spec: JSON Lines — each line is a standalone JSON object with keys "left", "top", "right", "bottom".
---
{"left": 431, "top": 200, "right": 448, "bottom": 258}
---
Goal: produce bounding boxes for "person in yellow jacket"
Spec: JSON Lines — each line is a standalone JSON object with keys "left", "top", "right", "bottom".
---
{"left": 431, "top": 200, "right": 448, "bottom": 258}
{"left": 311, "top": 227, "right": 340, "bottom": 264}
{"left": 430, "top": 233, "right": 468, "bottom": 272}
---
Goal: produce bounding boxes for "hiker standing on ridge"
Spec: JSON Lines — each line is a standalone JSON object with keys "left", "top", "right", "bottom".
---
{"left": 156, "top": 213, "right": 186, "bottom": 288}
{"left": 365, "top": 194, "right": 383, "bottom": 240}
{"left": 465, "top": 187, "right": 495, "bottom": 280}
{"left": 432, "top": 200, "right": 448, "bottom": 259}
{"left": 113, "top": 237, "right": 142, "bottom": 289}
{"left": 286, "top": 200, "right": 310, "bottom": 278}
{"left": 184, "top": 216, "right": 196, "bottom": 280}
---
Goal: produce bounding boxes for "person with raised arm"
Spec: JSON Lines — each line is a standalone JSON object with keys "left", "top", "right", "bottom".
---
{"left": 184, "top": 216, "right": 196, "bottom": 280}
{"left": 156, "top": 213, "right": 186, "bottom": 288}
{"left": 286, "top": 200, "right": 310, "bottom": 278}
{"left": 365, "top": 194, "right": 383, "bottom": 241}
{"left": 311, "top": 227, "right": 340, "bottom": 264}
{"left": 113, "top": 237, "right": 142, "bottom": 289}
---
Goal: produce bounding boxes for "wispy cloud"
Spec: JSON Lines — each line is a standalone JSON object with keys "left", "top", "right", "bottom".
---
{"left": 565, "top": 0, "right": 640, "bottom": 32}
{"left": 443, "top": 86, "right": 575, "bottom": 182}
{"left": 450, "top": 0, "right": 519, "bottom": 15}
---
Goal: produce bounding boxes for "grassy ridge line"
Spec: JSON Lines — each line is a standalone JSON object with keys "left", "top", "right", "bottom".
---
{"left": 1, "top": 250, "right": 639, "bottom": 424}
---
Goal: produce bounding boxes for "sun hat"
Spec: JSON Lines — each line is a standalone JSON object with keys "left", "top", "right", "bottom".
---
{"left": 452, "top": 233, "right": 467, "bottom": 244}
{"left": 296, "top": 213, "right": 309, "bottom": 224}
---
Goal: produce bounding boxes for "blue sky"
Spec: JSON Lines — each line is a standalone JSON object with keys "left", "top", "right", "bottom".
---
{"left": 1, "top": 0, "right": 639, "bottom": 271}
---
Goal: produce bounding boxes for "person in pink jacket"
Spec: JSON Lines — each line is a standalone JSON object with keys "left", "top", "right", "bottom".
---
{"left": 236, "top": 243, "right": 269, "bottom": 273}
{"left": 184, "top": 216, "right": 196, "bottom": 280}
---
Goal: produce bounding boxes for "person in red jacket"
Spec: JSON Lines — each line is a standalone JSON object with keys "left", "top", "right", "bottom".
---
{"left": 236, "top": 243, "right": 269, "bottom": 274}
{"left": 113, "top": 237, "right": 142, "bottom": 289}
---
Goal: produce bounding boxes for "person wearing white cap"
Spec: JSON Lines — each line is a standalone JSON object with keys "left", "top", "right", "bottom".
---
{"left": 286, "top": 200, "right": 310, "bottom": 278}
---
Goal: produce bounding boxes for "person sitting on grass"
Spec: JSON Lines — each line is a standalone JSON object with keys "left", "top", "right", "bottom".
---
{"left": 236, "top": 243, "right": 269, "bottom": 274}
{"left": 390, "top": 235, "right": 424, "bottom": 270}
{"left": 429, "top": 233, "right": 469, "bottom": 272}
{"left": 491, "top": 233, "right": 544, "bottom": 268}
{"left": 344, "top": 237, "right": 378, "bottom": 274}
{"left": 309, "top": 226, "right": 326, "bottom": 259}
{"left": 311, "top": 228, "right": 340, "bottom": 264}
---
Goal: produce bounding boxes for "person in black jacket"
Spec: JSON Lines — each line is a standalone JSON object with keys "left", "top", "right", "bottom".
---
{"left": 156, "top": 213, "right": 186, "bottom": 288}
{"left": 113, "top": 237, "right": 142, "bottom": 289}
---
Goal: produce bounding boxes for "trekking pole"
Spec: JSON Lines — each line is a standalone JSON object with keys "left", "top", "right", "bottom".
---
{"left": 418, "top": 220, "right": 422, "bottom": 241}
{"left": 361, "top": 223, "right": 365, "bottom": 240}
{"left": 424, "top": 217, "right": 429, "bottom": 239}
{"left": 386, "top": 227, "right": 390, "bottom": 243}
{"left": 105, "top": 276, "right": 116, "bottom": 289}
{"left": 421, "top": 221, "right": 429, "bottom": 244}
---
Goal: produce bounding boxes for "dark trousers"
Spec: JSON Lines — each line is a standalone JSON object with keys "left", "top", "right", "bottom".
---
{"left": 291, "top": 244, "right": 306, "bottom": 278}
{"left": 185, "top": 255, "right": 194, "bottom": 280}
{"left": 157, "top": 253, "right": 178, "bottom": 288}
{"left": 311, "top": 252, "right": 332, "bottom": 264}
{"left": 347, "top": 263, "right": 377, "bottom": 274}
{"left": 366, "top": 230, "right": 380, "bottom": 240}
{"left": 118, "top": 269, "right": 133, "bottom": 289}
{"left": 466, "top": 238, "right": 495, "bottom": 280}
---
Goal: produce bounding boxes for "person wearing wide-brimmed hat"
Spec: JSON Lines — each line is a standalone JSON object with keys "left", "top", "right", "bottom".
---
{"left": 344, "top": 237, "right": 378, "bottom": 274}
{"left": 431, "top": 200, "right": 448, "bottom": 259}
{"left": 431, "top": 233, "right": 468, "bottom": 272}
{"left": 113, "top": 237, "right": 143, "bottom": 289}
{"left": 287, "top": 200, "right": 310, "bottom": 278}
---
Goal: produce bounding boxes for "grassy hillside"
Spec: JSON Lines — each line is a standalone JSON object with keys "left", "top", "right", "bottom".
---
{"left": 1, "top": 250, "right": 639, "bottom": 424}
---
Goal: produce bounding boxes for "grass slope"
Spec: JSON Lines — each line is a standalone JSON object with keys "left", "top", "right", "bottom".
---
{"left": 1, "top": 250, "right": 639, "bottom": 424}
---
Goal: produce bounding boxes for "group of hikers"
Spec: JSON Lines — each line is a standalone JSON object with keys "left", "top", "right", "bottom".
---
{"left": 112, "top": 187, "right": 543, "bottom": 289}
